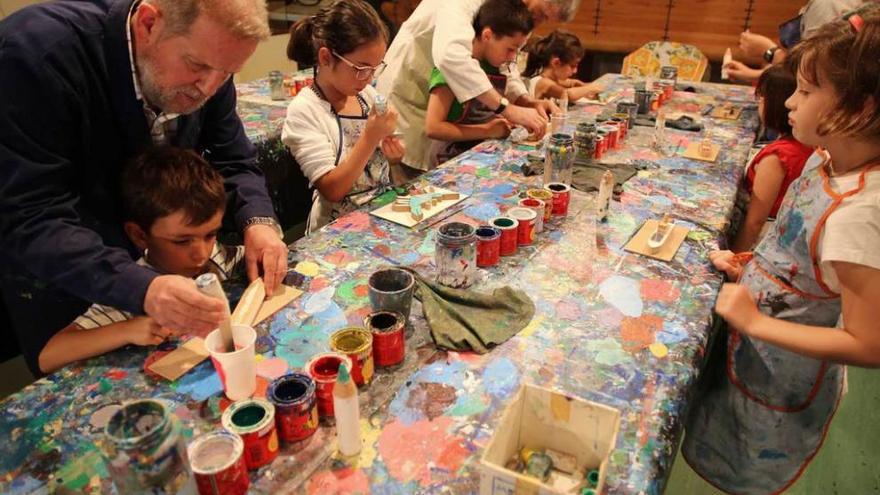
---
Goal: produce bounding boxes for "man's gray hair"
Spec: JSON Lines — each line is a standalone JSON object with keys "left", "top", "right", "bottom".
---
{"left": 553, "top": 0, "right": 581, "bottom": 22}
{"left": 145, "top": 0, "right": 271, "bottom": 40}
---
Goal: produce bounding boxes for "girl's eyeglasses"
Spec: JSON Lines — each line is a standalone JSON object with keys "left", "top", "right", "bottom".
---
{"left": 332, "top": 51, "right": 387, "bottom": 81}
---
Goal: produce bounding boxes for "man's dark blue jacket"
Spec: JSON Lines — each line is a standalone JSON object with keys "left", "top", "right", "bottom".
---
{"left": 0, "top": 0, "right": 276, "bottom": 365}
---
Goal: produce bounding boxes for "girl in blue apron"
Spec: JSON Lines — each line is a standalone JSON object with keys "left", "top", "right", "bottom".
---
{"left": 684, "top": 9, "right": 880, "bottom": 494}
{"left": 282, "top": 0, "right": 402, "bottom": 233}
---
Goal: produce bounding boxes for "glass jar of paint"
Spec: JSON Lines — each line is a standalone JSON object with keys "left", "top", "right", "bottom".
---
{"left": 574, "top": 122, "right": 596, "bottom": 162}
{"left": 103, "top": 399, "right": 195, "bottom": 494}
{"left": 435, "top": 222, "right": 477, "bottom": 288}
{"left": 269, "top": 70, "right": 285, "bottom": 101}
{"left": 544, "top": 134, "right": 575, "bottom": 186}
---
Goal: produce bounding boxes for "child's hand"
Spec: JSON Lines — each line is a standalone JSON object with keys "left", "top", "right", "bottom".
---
{"left": 715, "top": 283, "right": 762, "bottom": 334}
{"left": 485, "top": 118, "right": 512, "bottom": 139}
{"left": 380, "top": 136, "right": 405, "bottom": 165}
{"left": 709, "top": 250, "right": 744, "bottom": 280}
{"left": 365, "top": 105, "right": 398, "bottom": 143}
{"left": 724, "top": 60, "right": 761, "bottom": 82}
{"left": 127, "top": 317, "right": 167, "bottom": 346}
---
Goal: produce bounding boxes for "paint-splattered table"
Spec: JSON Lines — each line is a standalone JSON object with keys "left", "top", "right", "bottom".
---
{"left": 0, "top": 74, "right": 758, "bottom": 495}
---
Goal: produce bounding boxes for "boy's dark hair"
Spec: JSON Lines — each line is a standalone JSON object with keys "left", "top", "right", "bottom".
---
{"left": 287, "top": 0, "right": 389, "bottom": 68}
{"left": 121, "top": 147, "right": 226, "bottom": 232}
{"left": 524, "top": 30, "right": 584, "bottom": 77}
{"left": 755, "top": 63, "right": 797, "bottom": 136}
{"left": 473, "top": 0, "right": 534, "bottom": 38}
{"left": 788, "top": 3, "right": 880, "bottom": 138}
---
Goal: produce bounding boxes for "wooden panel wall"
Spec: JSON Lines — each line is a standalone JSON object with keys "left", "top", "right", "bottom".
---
{"left": 536, "top": 0, "right": 804, "bottom": 62}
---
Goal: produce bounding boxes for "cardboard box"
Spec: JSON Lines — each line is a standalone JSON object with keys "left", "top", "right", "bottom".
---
{"left": 480, "top": 384, "right": 621, "bottom": 495}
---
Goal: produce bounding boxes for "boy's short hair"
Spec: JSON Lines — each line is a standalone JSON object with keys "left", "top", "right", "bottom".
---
{"left": 473, "top": 0, "right": 534, "bottom": 37}
{"left": 755, "top": 63, "right": 797, "bottom": 136}
{"left": 120, "top": 147, "right": 227, "bottom": 232}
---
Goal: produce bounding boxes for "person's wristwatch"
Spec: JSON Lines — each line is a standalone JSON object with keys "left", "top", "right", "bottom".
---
{"left": 494, "top": 97, "right": 509, "bottom": 115}
{"left": 763, "top": 46, "right": 779, "bottom": 63}
{"left": 244, "top": 216, "right": 283, "bottom": 238}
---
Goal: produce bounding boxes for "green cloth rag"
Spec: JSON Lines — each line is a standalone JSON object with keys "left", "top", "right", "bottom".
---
{"left": 410, "top": 271, "right": 535, "bottom": 354}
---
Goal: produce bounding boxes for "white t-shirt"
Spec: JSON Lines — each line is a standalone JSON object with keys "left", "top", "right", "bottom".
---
{"left": 817, "top": 161, "right": 880, "bottom": 293}
{"left": 801, "top": 0, "right": 864, "bottom": 37}
{"left": 281, "top": 84, "right": 390, "bottom": 233}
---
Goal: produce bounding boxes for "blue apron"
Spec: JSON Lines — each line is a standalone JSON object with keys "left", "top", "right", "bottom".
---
{"left": 684, "top": 152, "right": 877, "bottom": 494}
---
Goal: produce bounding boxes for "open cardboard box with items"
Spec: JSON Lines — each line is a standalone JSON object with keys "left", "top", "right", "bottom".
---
{"left": 480, "top": 384, "right": 621, "bottom": 495}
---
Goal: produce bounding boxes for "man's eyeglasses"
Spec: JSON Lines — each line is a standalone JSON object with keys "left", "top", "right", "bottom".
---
{"left": 332, "top": 51, "right": 387, "bottom": 81}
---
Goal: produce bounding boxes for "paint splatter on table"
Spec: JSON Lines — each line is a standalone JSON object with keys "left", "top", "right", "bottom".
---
{"left": 0, "top": 74, "right": 757, "bottom": 494}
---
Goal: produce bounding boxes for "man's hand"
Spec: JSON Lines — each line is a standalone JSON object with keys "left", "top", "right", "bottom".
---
{"left": 244, "top": 223, "right": 288, "bottom": 296}
{"left": 502, "top": 104, "right": 547, "bottom": 135}
{"left": 144, "top": 275, "right": 226, "bottom": 334}
{"left": 739, "top": 31, "right": 776, "bottom": 60}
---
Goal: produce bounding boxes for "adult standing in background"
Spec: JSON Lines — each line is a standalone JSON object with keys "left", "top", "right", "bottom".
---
{"left": 0, "top": 0, "right": 288, "bottom": 374}
{"left": 377, "top": 0, "right": 581, "bottom": 181}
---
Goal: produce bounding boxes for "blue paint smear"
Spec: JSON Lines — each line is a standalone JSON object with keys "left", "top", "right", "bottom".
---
{"left": 369, "top": 461, "right": 419, "bottom": 495}
{"left": 486, "top": 183, "right": 515, "bottom": 197}
{"left": 275, "top": 304, "right": 346, "bottom": 368}
{"left": 758, "top": 449, "right": 787, "bottom": 459}
{"left": 599, "top": 275, "right": 643, "bottom": 317}
{"left": 464, "top": 203, "right": 501, "bottom": 222}
{"left": 778, "top": 210, "right": 803, "bottom": 248}
{"left": 483, "top": 357, "right": 519, "bottom": 399}
{"left": 396, "top": 252, "right": 420, "bottom": 265}
{"left": 7, "top": 476, "right": 45, "bottom": 495}
{"left": 389, "top": 360, "right": 468, "bottom": 425}
{"left": 656, "top": 320, "right": 689, "bottom": 345}
{"left": 176, "top": 361, "right": 223, "bottom": 400}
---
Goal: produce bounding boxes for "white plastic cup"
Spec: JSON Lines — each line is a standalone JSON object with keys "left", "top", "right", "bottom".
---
{"left": 206, "top": 324, "right": 257, "bottom": 401}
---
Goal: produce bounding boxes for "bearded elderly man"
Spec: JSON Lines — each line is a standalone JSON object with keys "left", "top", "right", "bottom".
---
{"left": 0, "top": 0, "right": 288, "bottom": 375}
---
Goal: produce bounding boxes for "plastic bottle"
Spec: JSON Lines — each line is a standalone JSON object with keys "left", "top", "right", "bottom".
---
{"left": 332, "top": 363, "right": 361, "bottom": 456}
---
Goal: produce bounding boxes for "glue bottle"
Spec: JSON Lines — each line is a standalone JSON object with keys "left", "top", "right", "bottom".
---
{"left": 333, "top": 363, "right": 361, "bottom": 456}
{"left": 597, "top": 170, "right": 614, "bottom": 222}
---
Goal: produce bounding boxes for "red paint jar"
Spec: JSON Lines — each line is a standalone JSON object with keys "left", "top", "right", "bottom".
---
{"left": 599, "top": 125, "right": 618, "bottom": 150}
{"left": 490, "top": 217, "right": 519, "bottom": 256}
{"left": 306, "top": 353, "right": 353, "bottom": 423}
{"left": 267, "top": 373, "right": 318, "bottom": 443}
{"left": 365, "top": 311, "right": 405, "bottom": 367}
{"left": 508, "top": 207, "right": 537, "bottom": 246}
{"left": 329, "top": 327, "right": 374, "bottom": 386}
{"left": 526, "top": 189, "right": 554, "bottom": 224}
{"left": 594, "top": 133, "right": 606, "bottom": 159}
{"left": 544, "top": 183, "right": 571, "bottom": 216}
{"left": 188, "top": 431, "right": 250, "bottom": 495}
{"left": 221, "top": 399, "right": 278, "bottom": 470}
{"left": 518, "top": 198, "right": 545, "bottom": 233}
{"left": 475, "top": 226, "right": 501, "bottom": 267}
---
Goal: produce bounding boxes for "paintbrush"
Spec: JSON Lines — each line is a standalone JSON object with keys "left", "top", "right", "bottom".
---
{"left": 195, "top": 273, "right": 235, "bottom": 352}
{"left": 673, "top": 139, "right": 684, "bottom": 155}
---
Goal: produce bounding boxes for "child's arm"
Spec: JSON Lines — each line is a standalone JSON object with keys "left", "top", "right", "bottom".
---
{"left": 314, "top": 108, "right": 398, "bottom": 202}
{"left": 425, "top": 86, "right": 511, "bottom": 142}
{"left": 731, "top": 155, "right": 786, "bottom": 252}
{"left": 715, "top": 261, "right": 880, "bottom": 367}
{"left": 533, "top": 78, "right": 603, "bottom": 102}
{"left": 38, "top": 317, "right": 165, "bottom": 374}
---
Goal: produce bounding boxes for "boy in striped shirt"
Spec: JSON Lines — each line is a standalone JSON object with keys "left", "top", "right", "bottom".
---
{"left": 38, "top": 147, "right": 245, "bottom": 373}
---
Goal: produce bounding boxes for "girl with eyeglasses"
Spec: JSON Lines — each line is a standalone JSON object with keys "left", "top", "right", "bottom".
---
{"left": 282, "top": 0, "right": 403, "bottom": 233}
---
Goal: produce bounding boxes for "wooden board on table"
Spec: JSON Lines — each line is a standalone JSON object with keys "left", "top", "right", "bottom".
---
{"left": 370, "top": 186, "right": 469, "bottom": 228}
{"left": 147, "top": 338, "right": 210, "bottom": 381}
{"left": 710, "top": 105, "right": 742, "bottom": 120}
{"left": 682, "top": 142, "right": 720, "bottom": 163}
{"left": 254, "top": 284, "right": 303, "bottom": 325}
{"left": 624, "top": 219, "right": 689, "bottom": 262}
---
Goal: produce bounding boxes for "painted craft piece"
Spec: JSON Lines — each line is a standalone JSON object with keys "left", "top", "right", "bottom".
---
{"left": 682, "top": 141, "right": 721, "bottom": 162}
{"left": 146, "top": 337, "right": 210, "bottom": 381}
{"left": 710, "top": 102, "right": 742, "bottom": 120}
{"left": 372, "top": 185, "right": 467, "bottom": 227}
{"left": 624, "top": 217, "right": 690, "bottom": 262}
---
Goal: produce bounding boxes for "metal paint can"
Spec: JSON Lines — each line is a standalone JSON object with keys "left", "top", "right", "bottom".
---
{"left": 490, "top": 216, "right": 520, "bottom": 256}
{"left": 435, "top": 221, "right": 477, "bottom": 288}
{"left": 611, "top": 113, "right": 630, "bottom": 140}
{"left": 266, "top": 373, "right": 319, "bottom": 443}
{"left": 102, "top": 399, "right": 195, "bottom": 494}
{"left": 365, "top": 310, "right": 406, "bottom": 367}
{"left": 518, "top": 198, "right": 545, "bottom": 233}
{"left": 526, "top": 188, "right": 554, "bottom": 223}
{"left": 329, "top": 327, "right": 374, "bottom": 386}
{"left": 221, "top": 399, "right": 279, "bottom": 470}
{"left": 475, "top": 225, "right": 501, "bottom": 267}
{"left": 634, "top": 89, "right": 652, "bottom": 114}
{"left": 599, "top": 125, "right": 619, "bottom": 150}
{"left": 188, "top": 431, "right": 249, "bottom": 495}
{"left": 594, "top": 132, "right": 606, "bottom": 160}
{"left": 508, "top": 207, "right": 537, "bottom": 246}
{"left": 616, "top": 101, "right": 639, "bottom": 128}
{"left": 305, "top": 352, "right": 353, "bottom": 423}
{"left": 544, "top": 182, "right": 571, "bottom": 216}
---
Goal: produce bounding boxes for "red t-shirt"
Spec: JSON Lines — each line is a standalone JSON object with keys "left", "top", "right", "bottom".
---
{"left": 745, "top": 136, "right": 814, "bottom": 218}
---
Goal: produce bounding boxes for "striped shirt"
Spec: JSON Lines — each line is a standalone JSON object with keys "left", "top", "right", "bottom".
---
{"left": 74, "top": 244, "right": 245, "bottom": 330}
